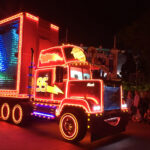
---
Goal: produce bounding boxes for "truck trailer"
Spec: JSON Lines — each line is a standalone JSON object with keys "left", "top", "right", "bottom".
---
{"left": 0, "top": 12, "right": 128, "bottom": 142}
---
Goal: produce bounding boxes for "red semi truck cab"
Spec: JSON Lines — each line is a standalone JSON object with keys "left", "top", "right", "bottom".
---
{"left": 32, "top": 45, "right": 128, "bottom": 142}
{"left": 0, "top": 12, "right": 128, "bottom": 142}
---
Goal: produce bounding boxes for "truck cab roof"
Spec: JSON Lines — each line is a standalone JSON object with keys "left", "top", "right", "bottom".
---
{"left": 38, "top": 45, "right": 88, "bottom": 68}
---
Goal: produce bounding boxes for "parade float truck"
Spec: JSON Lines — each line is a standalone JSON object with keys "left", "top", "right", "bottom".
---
{"left": 0, "top": 12, "right": 128, "bottom": 142}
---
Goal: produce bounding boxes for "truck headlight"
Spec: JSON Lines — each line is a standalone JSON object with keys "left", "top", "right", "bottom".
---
{"left": 93, "top": 105, "right": 101, "bottom": 111}
{"left": 121, "top": 104, "right": 127, "bottom": 109}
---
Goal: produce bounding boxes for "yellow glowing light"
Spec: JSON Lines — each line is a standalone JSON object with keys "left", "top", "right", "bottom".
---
{"left": 26, "top": 13, "right": 39, "bottom": 22}
{"left": 12, "top": 104, "right": 23, "bottom": 124}
{"left": 40, "top": 53, "right": 63, "bottom": 64}
{"left": 1, "top": 103, "right": 10, "bottom": 120}
{"left": 47, "top": 85, "right": 64, "bottom": 94}
{"left": 36, "top": 76, "right": 64, "bottom": 94}
{"left": 71, "top": 47, "right": 86, "bottom": 62}
{"left": 50, "top": 24, "right": 59, "bottom": 31}
{"left": 36, "top": 76, "right": 48, "bottom": 92}
{"left": 59, "top": 113, "right": 78, "bottom": 141}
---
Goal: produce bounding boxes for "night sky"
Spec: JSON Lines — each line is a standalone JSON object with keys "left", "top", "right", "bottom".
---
{"left": 0, "top": 0, "right": 150, "bottom": 48}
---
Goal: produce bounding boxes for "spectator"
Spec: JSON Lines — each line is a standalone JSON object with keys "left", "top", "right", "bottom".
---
{"left": 126, "top": 91, "right": 133, "bottom": 115}
{"left": 144, "top": 91, "right": 150, "bottom": 123}
{"left": 139, "top": 91, "right": 147, "bottom": 120}
{"left": 132, "top": 90, "right": 141, "bottom": 122}
{"left": 133, "top": 90, "right": 140, "bottom": 109}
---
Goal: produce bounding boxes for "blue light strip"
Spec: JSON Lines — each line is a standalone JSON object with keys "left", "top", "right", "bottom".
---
{"left": 35, "top": 103, "right": 57, "bottom": 109}
{"left": 32, "top": 111, "right": 55, "bottom": 119}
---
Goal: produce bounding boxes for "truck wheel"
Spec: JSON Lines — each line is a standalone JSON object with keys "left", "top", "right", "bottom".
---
{"left": 59, "top": 111, "right": 87, "bottom": 142}
{"left": 12, "top": 104, "right": 23, "bottom": 125}
{"left": 1, "top": 103, "right": 10, "bottom": 121}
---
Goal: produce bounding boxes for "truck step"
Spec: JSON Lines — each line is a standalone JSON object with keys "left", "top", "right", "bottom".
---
{"left": 33, "top": 103, "right": 57, "bottom": 116}
{"left": 31, "top": 111, "right": 55, "bottom": 119}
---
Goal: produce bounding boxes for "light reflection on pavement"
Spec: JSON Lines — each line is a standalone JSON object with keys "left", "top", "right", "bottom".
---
{"left": 0, "top": 119, "right": 150, "bottom": 150}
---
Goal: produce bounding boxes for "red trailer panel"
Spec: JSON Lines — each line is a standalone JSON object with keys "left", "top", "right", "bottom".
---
{"left": 0, "top": 12, "right": 59, "bottom": 98}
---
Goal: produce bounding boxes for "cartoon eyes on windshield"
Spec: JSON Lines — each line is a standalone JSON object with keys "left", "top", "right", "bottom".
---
{"left": 83, "top": 74, "right": 90, "bottom": 79}
{"left": 74, "top": 74, "right": 78, "bottom": 79}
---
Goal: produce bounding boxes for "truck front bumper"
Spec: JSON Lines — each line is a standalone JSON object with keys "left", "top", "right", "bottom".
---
{"left": 90, "top": 111, "right": 129, "bottom": 141}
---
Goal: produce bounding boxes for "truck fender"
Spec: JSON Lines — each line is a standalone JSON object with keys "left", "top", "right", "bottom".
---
{"left": 56, "top": 98, "right": 91, "bottom": 116}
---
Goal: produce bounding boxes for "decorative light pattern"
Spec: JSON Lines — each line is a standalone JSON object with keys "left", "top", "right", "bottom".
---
{"left": 26, "top": 13, "right": 39, "bottom": 22}
{"left": 12, "top": 104, "right": 23, "bottom": 124}
{"left": 0, "top": 12, "right": 24, "bottom": 96}
{"left": 32, "top": 111, "right": 55, "bottom": 119}
{"left": 50, "top": 24, "right": 59, "bottom": 31}
{"left": 0, "top": 20, "right": 19, "bottom": 89}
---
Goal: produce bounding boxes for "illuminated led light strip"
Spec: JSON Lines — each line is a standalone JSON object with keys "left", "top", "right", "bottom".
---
{"left": 0, "top": 90, "right": 16, "bottom": 93}
{"left": 37, "top": 64, "right": 65, "bottom": 69}
{"left": 59, "top": 113, "right": 78, "bottom": 140}
{"left": 12, "top": 104, "right": 23, "bottom": 124}
{"left": 100, "top": 80, "right": 104, "bottom": 112}
{"left": 34, "top": 103, "right": 57, "bottom": 108}
{"left": 51, "top": 67, "right": 56, "bottom": 100}
{"left": 70, "top": 96, "right": 98, "bottom": 104}
{"left": 59, "top": 103, "right": 89, "bottom": 114}
{"left": 1, "top": 103, "right": 10, "bottom": 120}
{"left": 0, "top": 13, "right": 23, "bottom": 95}
{"left": 34, "top": 98, "right": 61, "bottom": 103}
{"left": 61, "top": 47, "right": 67, "bottom": 63}
{"left": 16, "top": 14, "right": 23, "bottom": 94}
{"left": 26, "top": 13, "right": 39, "bottom": 22}
{"left": 120, "top": 86, "right": 124, "bottom": 110}
{"left": 65, "top": 81, "right": 69, "bottom": 98}
{"left": 50, "top": 24, "right": 59, "bottom": 31}
{"left": 68, "top": 61, "right": 89, "bottom": 66}
{"left": 0, "top": 13, "right": 23, "bottom": 25}
{"left": 32, "top": 111, "right": 55, "bottom": 119}
{"left": 0, "top": 94, "right": 28, "bottom": 98}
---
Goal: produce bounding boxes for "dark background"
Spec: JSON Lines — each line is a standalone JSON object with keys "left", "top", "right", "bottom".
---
{"left": 0, "top": 0, "right": 150, "bottom": 48}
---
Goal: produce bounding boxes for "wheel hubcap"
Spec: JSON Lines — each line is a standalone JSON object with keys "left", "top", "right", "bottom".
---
{"left": 14, "top": 108, "right": 20, "bottom": 121}
{"left": 63, "top": 117, "right": 75, "bottom": 136}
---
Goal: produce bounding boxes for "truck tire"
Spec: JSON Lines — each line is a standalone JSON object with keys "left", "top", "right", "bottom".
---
{"left": 1, "top": 103, "right": 11, "bottom": 121}
{"left": 12, "top": 104, "right": 24, "bottom": 125}
{"left": 59, "top": 110, "right": 87, "bottom": 142}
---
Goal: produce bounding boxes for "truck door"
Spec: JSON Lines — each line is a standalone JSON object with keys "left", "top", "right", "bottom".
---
{"left": 52, "top": 66, "right": 66, "bottom": 101}
{"left": 35, "top": 68, "right": 54, "bottom": 100}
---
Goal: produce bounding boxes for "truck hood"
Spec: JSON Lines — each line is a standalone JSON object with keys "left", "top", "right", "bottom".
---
{"left": 67, "top": 80, "right": 102, "bottom": 105}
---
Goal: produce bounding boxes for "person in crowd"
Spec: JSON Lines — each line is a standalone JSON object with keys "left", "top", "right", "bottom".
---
{"left": 144, "top": 91, "right": 150, "bottom": 123}
{"left": 126, "top": 90, "right": 133, "bottom": 115}
{"left": 132, "top": 90, "right": 141, "bottom": 122}
{"left": 139, "top": 91, "right": 147, "bottom": 120}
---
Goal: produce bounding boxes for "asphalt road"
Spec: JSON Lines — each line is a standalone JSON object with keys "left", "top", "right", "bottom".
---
{"left": 0, "top": 118, "right": 150, "bottom": 150}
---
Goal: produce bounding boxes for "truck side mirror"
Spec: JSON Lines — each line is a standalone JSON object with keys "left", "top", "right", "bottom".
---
{"left": 56, "top": 66, "right": 63, "bottom": 83}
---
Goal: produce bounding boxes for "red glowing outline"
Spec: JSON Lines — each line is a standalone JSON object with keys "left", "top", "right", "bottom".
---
{"left": 26, "top": 13, "right": 39, "bottom": 22}
{"left": 12, "top": 104, "right": 23, "bottom": 124}
{"left": 34, "top": 68, "right": 56, "bottom": 100}
{"left": 120, "top": 86, "right": 127, "bottom": 110}
{"left": 59, "top": 113, "right": 78, "bottom": 140}
{"left": 39, "top": 53, "right": 63, "bottom": 64}
{"left": 35, "top": 45, "right": 104, "bottom": 114}
{"left": 70, "top": 96, "right": 98, "bottom": 104}
{"left": 50, "top": 24, "right": 59, "bottom": 31}
{"left": 0, "top": 13, "right": 24, "bottom": 96}
{"left": 38, "top": 47, "right": 64, "bottom": 68}
{"left": 1, "top": 103, "right": 10, "bottom": 120}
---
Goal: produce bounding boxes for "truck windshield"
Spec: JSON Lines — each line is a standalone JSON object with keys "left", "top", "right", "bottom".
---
{"left": 70, "top": 67, "right": 91, "bottom": 80}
